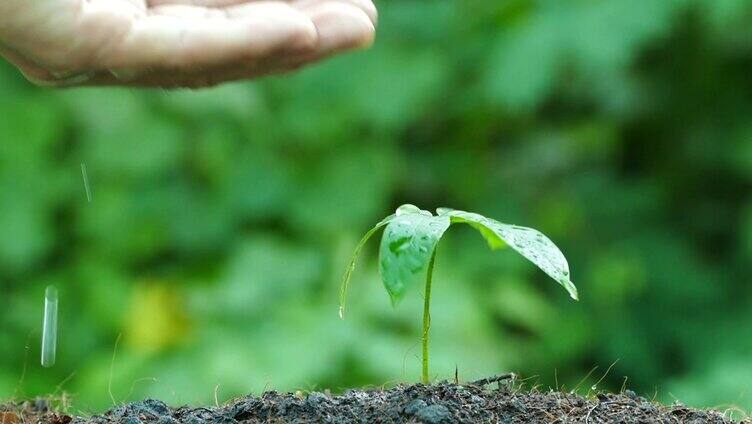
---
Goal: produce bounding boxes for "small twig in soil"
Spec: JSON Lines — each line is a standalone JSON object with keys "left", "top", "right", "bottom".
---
{"left": 585, "top": 401, "right": 629, "bottom": 424}
{"left": 563, "top": 392, "right": 577, "bottom": 409}
{"left": 468, "top": 373, "right": 515, "bottom": 387}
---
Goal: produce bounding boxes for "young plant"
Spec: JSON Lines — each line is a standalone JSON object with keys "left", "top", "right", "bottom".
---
{"left": 339, "top": 204, "right": 578, "bottom": 384}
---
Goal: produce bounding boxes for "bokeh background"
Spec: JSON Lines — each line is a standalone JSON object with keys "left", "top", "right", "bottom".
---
{"left": 2, "top": 0, "right": 752, "bottom": 415}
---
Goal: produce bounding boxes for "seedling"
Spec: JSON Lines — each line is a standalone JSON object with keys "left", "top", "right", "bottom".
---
{"left": 339, "top": 204, "right": 578, "bottom": 383}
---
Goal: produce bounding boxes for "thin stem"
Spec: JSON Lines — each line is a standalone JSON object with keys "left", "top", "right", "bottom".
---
{"left": 422, "top": 249, "right": 437, "bottom": 384}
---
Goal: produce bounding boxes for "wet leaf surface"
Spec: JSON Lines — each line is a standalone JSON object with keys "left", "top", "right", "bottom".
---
{"left": 379, "top": 207, "right": 450, "bottom": 304}
{"left": 437, "top": 208, "right": 578, "bottom": 300}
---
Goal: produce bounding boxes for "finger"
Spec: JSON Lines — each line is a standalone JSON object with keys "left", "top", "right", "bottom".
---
{"left": 146, "top": 0, "right": 378, "bottom": 26}
{"left": 292, "top": 0, "right": 377, "bottom": 25}
{"left": 302, "top": 2, "right": 375, "bottom": 59}
{"left": 0, "top": 44, "right": 92, "bottom": 86}
{"left": 81, "top": 64, "right": 284, "bottom": 88}
{"left": 99, "top": 2, "right": 317, "bottom": 70}
{"left": 147, "top": 0, "right": 251, "bottom": 7}
{"left": 79, "top": 43, "right": 306, "bottom": 88}
{"left": 0, "top": 44, "right": 50, "bottom": 82}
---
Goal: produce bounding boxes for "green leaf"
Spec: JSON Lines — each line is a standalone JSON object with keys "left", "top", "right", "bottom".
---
{"left": 436, "top": 207, "right": 506, "bottom": 250}
{"left": 436, "top": 208, "right": 578, "bottom": 300}
{"left": 339, "top": 214, "right": 395, "bottom": 318}
{"left": 379, "top": 206, "right": 451, "bottom": 305}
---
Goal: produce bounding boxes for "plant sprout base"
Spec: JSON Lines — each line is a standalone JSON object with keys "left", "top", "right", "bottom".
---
{"left": 340, "top": 204, "right": 578, "bottom": 384}
{"left": 421, "top": 249, "right": 436, "bottom": 383}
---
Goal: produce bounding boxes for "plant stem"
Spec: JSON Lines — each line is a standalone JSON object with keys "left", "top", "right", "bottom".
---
{"left": 422, "top": 249, "right": 437, "bottom": 384}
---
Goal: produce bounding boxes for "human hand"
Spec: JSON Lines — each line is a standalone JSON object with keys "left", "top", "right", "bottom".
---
{"left": 0, "top": 0, "right": 376, "bottom": 88}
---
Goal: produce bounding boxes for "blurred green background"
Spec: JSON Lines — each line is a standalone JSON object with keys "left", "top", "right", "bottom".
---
{"left": 2, "top": 0, "right": 752, "bottom": 415}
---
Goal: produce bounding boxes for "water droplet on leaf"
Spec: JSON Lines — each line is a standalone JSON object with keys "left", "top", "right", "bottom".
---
{"left": 396, "top": 204, "right": 421, "bottom": 216}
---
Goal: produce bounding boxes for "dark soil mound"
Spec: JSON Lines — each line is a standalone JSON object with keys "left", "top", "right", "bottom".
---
{"left": 3, "top": 379, "right": 748, "bottom": 423}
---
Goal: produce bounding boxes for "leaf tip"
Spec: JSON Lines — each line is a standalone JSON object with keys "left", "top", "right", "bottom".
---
{"left": 568, "top": 284, "right": 579, "bottom": 301}
{"left": 387, "top": 291, "right": 404, "bottom": 308}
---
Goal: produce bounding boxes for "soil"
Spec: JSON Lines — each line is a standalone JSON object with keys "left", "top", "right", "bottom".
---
{"left": 2, "top": 377, "right": 749, "bottom": 424}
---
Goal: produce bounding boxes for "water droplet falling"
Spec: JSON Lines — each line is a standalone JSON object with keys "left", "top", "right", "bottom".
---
{"left": 41, "top": 286, "right": 58, "bottom": 368}
{"left": 81, "top": 163, "right": 92, "bottom": 203}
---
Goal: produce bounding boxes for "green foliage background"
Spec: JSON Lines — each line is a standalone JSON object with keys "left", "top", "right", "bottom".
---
{"left": 2, "top": 0, "right": 752, "bottom": 413}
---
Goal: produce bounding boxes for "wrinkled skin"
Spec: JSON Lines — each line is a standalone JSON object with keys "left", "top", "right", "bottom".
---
{"left": 0, "top": 0, "right": 377, "bottom": 88}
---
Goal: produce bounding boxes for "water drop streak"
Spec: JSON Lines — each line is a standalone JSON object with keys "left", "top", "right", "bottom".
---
{"left": 81, "top": 163, "right": 92, "bottom": 203}
{"left": 41, "top": 286, "right": 58, "bottom": 368}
